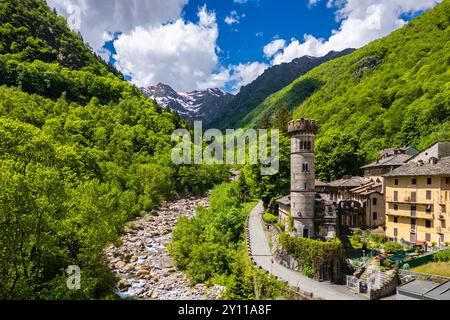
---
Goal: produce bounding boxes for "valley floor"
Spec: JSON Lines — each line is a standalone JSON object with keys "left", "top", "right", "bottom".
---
{"left": 105, "top": 194, "right": 224, "bottom": 300}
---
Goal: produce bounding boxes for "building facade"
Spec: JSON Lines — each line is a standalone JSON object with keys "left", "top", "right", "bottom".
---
{"left": 385, "top": 142, "right": 450, "bottom": 247}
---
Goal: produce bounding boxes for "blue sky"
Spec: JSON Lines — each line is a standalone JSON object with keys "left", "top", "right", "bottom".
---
{"left": 181, "top": 0, "right": 340, "bottom": 67}
{"left": 48, "top": 0, "right": 442, "bottom": 93}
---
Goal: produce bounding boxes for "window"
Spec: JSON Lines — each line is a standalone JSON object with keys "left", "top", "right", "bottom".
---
{"left": 426, "top": 220, "right": 432, "bottom": 228}
{"left": 412, "top": 178, "right": 417, "bottom": 185}
{"left": 446, "top": 177, "right": 450, "bottom": 185}
{"left": 373, "top": 198, "right": 377, "bottom": 206}
{"left": 394, "top": 191, "right": 398, "bottom": 202}
{"left": 427, "top": 178, "right": 432, "bottom": 185}
{"left": 426, "top": 190, "right": 432, "bottom": 200}
{"left": 411, "top": 218, "right": 417, "bottom": 226}
{"left": 373, "top": 212, "right": 378, "bottom": 220}
{"left": 302, "top": 163, "right": 309, "bottom": 172}
{"left": 394, "top": 217, "right": 399, "bottom": 223}
{"left": 395, "top": 179, "right": 399, "bottom": 186}
{"left": 425, "top": 233, "right": 431, "bottom": 242}
{"left": 394, "top": 228, "right": 398, "bottom": 237}
{"left": 426, "top": 205, "right": 432, "bottom": 213}
{"left": 411, "top": 205, "right": 417, "bottom": 213}
{"left": 394, "top": 204, "right": 399, "bottom": 211}
{"left": 411, "top": 192, "right": 417, "bottom": 202}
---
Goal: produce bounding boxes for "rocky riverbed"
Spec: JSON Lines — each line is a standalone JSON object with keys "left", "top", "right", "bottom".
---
{"left": 105, "top": 194, "right": 225, "bottom": 300}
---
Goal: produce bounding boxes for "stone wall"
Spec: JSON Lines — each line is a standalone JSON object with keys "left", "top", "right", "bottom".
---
{"left": 399, "top": 269, "right": 450, "bottom": 284}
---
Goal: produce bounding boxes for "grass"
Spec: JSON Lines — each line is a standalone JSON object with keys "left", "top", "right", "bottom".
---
{"left": 411, "top": 262, "right": 450, "bottom": 277}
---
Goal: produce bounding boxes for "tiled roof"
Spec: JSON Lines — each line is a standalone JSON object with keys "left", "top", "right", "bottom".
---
{"left": 276, "top": 195, "right": 290, "bottom": 206}
{"left": 361, "top": 153, "right": 414, "bottom": 169}
{"left": 329, "top": 176, "right": 369, "bottom": 188}
{"left": 350, "top": 181, "right": 383, "bottom": 195}
{"left": 385, "top": 156, "right": 450, "bottom": 177}
{"left": 315, "top": 179, "right": 329, "bottom": 187}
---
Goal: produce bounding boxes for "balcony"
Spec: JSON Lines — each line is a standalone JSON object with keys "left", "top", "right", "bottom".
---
{"left": 386, "top": 196, "right": 432, "bottom": 205}
{"left": 387, "top": 210, "right": 434, "bottom": 220}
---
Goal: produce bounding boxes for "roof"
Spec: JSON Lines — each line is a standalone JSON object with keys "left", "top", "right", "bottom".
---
{"left": 315, "top": 179, "right": 329, "bottom": 187}
{"left": 398, "top": 280, "right": 450, "bottom": 300}
{"left": 398, "top": 280, "right": 441, "bottom": 296}
{"left": 385, "top": 156, "right": 450, "bottom": 177}
{"left": 361, "top": 153, "right": 415, "bottom": 169}
{"left": 275, "top": 195, "right": 290, "bottom": 206}
{"left": 329, "top": 176, "right": 369, "bottom": 188}
{"left": 424, "top": 281, "right": 450, "bottom": 300}
{"left": 350, "top": 180, "right": 383, "bottom": 196}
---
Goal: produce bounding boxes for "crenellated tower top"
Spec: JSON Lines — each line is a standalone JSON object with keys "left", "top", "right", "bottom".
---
{"left": 288, "top": 118, "right": 319, "bottom": 136}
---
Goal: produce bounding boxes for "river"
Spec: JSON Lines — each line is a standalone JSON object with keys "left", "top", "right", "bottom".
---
{"left": 105, "top": 193, "right": 224, "bottom": 300}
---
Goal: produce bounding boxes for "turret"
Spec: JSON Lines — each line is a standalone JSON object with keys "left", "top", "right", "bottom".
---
{"left": 288, "top": 119, "right": 319, "bottom": 238}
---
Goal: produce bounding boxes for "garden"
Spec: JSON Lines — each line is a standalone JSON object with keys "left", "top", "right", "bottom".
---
{"left": 345, "top": 230, "right": 450, "bottom": 275}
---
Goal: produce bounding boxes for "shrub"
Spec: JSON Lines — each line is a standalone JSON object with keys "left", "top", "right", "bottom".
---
{"left": 263, "top": 213, "right": 278, "bottom": 224}
{"left": 433, "top": 249, "right": 450, "bottom": 262}
{"left": 278, "top": 232, "right": 342, "bottom": 278}
{"left": 383, "top": 242, "right": 403, "bottom": 254}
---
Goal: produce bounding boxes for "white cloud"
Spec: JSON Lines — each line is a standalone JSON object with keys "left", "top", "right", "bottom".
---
{"left": 263, "top": 39, "right": 286, "bottom": 58}
{"left": 46, "top": 0, "right": 187, "bottom": 52}
{"left": 229, "top": 62, "right": 269, "bottom": 92}
{"left": 225, "top": 10, "right": 245, "bottom": 25}
{"left": 271, "top": 0, "right": 443, "bottom": 65}
{"left": 113, "top": 6, "right": 220, "bottom": 92}
{"left": 234, "top": 0, "right": 248, "bottom": 3}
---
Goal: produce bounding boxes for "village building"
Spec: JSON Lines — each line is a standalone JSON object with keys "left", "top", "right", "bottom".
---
{"left": 384, "top": 141, "right": 450, "bottom": 247}
{"left": 276, "top": 119, "right": 374, "bottom": 239}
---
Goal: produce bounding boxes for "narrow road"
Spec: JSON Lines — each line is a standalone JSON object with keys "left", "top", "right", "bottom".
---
{"left": 248, "top": 201, "right": 363, "bottom": 300}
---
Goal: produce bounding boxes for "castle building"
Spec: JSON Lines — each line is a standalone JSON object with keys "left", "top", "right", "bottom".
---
{"left": 384, "top": 141, "right": 450, "bottom": 247}
{"left": 276, "top": 118, "right": 423, "bottom": 239}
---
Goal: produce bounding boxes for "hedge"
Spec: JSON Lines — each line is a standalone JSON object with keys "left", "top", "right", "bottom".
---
{"left": 278, "top": 232, "right": 342, "bottom": 277}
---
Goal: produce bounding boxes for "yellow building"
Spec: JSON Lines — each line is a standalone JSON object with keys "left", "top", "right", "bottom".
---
{"left": 385, "top": 142, "right": 450, "bottom": 247}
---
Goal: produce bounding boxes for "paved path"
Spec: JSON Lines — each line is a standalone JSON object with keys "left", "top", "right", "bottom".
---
{"left": 248, "top": 201, "right": 363, "bottom": 300}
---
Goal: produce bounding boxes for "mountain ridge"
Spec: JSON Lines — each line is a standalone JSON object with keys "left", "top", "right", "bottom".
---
{"left": 209, "top": 48, "right": 355, "bottom": 129}
{"left": 141, "top": 83, "right": 234, "bottom": 126}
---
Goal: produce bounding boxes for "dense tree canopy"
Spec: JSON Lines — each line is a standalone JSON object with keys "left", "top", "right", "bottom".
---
{"left": 0, "top": 0, "right": 228, "bottom": 299}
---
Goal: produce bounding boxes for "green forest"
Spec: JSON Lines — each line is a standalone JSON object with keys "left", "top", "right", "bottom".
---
{"left": 169, "top": 182, "right": 296, "bottom": 300}
{"left": 232, "top": 0, "right": 450, "bottom": 182}
{"left": 0, "top": 0, "right": 227, "bottom": 299}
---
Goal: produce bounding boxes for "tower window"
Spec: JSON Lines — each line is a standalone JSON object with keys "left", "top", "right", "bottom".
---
{"left": 372, "top": 198, "right": 377, "bottom": 206}
{"left": 373, "top": 212, "right": 378, "bottom": 220}
{"left": 302, "top": 163, "right": 309, "bottom": 172}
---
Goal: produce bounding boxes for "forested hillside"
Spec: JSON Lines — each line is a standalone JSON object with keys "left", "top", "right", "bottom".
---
{"left": 0, "top": 0, "right": 227, "bottom": 299}
{"left": 244, "top": 0, "right": 450, "bottom": 181}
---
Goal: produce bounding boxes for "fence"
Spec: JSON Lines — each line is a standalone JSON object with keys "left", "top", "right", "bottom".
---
{"left": 398, "top": 252, "right": 436, "bottom": 269}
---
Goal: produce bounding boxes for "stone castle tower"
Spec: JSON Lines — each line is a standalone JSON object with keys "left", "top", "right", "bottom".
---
{"left": 288, "top": 119, "right": 319, "bottom": 238}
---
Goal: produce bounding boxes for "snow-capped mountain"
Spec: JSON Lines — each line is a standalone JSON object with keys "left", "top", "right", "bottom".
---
{"left": 141, "top": 83, "right": 234, "bottom": 126}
